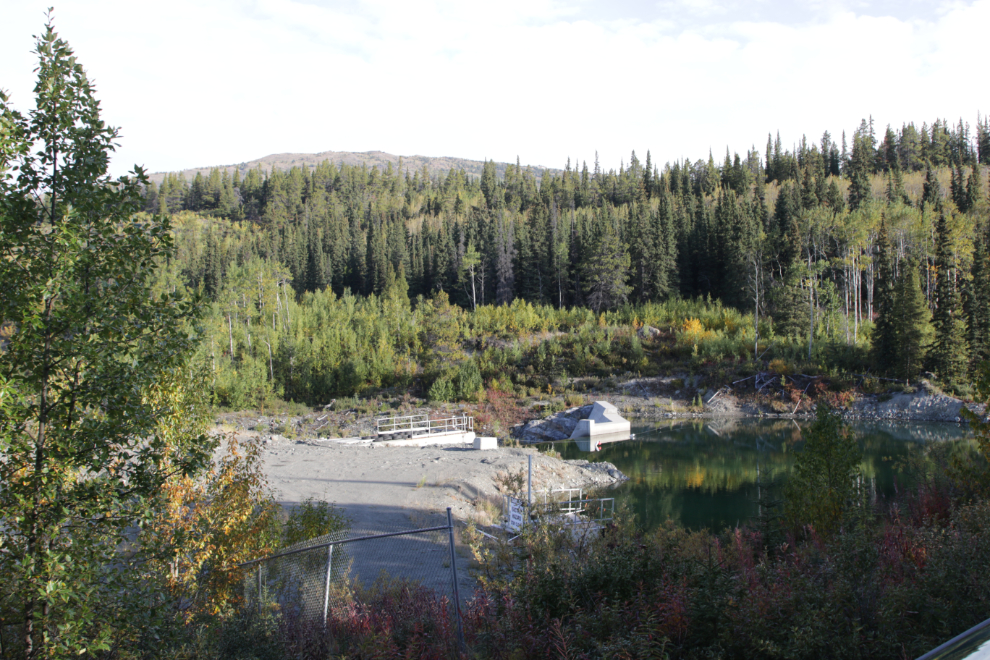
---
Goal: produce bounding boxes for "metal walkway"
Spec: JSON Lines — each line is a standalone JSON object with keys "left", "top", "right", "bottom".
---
{"left": 375, "top": 413, "right": 473, "bottom": 438}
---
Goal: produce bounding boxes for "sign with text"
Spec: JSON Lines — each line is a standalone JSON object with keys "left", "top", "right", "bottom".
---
{"left": 507, "top": 497, "right": 526, "bottom": 532}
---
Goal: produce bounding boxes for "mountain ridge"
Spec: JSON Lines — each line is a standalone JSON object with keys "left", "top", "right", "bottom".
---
{"left": 148, "top": 150, "right": 561, "bottom": 184}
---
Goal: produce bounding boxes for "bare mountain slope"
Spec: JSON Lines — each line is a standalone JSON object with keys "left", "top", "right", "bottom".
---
{"left": 149, "top": 150, "right": 560, "bottom": 184}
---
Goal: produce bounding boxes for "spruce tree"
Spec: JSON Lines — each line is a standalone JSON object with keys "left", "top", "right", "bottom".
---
{"left": 886, "top": 165, "right": 909, "bottom": 205}
{"left": 967, "top": 227, "right": 990, "bottom": 366}
{"left": 967, "top": 164, "right": 985, "bottom": 212}
{"left": 203, "top": 229, "right": 224, "bottom": 300}
{"left": 769, "top": 263, "right": 810, "bottom": 339}
{"left": 928, "top": 213, "right": 970, "bottom": 386}
{"left": 892, "top": 258, "right": 932, "bottom": 380}
{"left": 951, "top": 164, "right": 968, "bottom": 212}
{"left": 581, "top": 222, "right": 631, "bottom": 313}
{"left": 872, "top": 216, "right": 897, "bottom": 374}
{"left": 921, "top": 161, "right": 943, "bottom": 210}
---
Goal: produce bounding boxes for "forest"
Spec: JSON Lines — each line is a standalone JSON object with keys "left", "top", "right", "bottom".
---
{"left": 144, "top": 116, "right": 990, "bottom": 406}
{"left": 6, "top": 19, "right": 990, "bottom": 659}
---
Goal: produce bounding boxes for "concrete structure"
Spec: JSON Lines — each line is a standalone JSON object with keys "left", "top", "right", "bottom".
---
{"left": 569, "top": 401, "right": 631, "bottom": 450}
{"left": 473, "top": 436, "right": 497, "bottom": 450}
{"left": 375, "top": 430, "right": 475, "bottom": 447}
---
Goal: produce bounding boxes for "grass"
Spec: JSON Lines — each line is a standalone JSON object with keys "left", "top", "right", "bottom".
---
{"left": 471, "top": 494, "right": 504, "bottom": 527}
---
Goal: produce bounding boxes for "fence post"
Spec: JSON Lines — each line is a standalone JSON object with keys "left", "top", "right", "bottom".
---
{"left": 446, "top": 507, "right": 467, "bottom": 654}
{"left": 322, "top": 544, "right": 334, "bottom": 627}
{"left": 256, "top": 564, "right": 262, "bottom": 616}
{"left": 528, "top": 454, "right": 532, "bottom": 506}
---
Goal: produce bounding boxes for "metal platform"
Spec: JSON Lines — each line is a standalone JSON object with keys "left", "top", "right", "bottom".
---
{"left": 373, "top": 414, "right": 476, "bottom": 446}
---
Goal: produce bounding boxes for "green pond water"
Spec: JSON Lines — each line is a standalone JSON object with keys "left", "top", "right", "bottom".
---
{"left": 544, "top": 418, "right": 973, "bottom": 532}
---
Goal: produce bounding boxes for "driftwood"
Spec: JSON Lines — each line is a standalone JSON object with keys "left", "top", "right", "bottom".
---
{"left": 852, "top": 374, "right": 906, "bottom": 383}
{"left": 707, "top": 387, "right": 726, "bottom": 404}
{"left": 756, "top": 376, "right": 778, "bottom": 393}
{"left": 792, "top": 382, "right": 814, "bottom": 414}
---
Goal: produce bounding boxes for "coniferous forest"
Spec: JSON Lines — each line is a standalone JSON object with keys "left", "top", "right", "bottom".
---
{"left": 144, "top": 118, "right": 990, "bottom": 407}
{"left": 6, "top": 20, "right": 990, "bottom": 659}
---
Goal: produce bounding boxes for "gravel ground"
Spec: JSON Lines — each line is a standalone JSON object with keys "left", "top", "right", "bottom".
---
{"left": 224, "top": 429, "right": 626, "bottom": 598}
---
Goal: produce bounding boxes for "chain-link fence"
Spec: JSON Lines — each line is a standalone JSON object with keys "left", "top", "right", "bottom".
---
{"left": 238, "top": 508, "right": 466, "bottom": 652}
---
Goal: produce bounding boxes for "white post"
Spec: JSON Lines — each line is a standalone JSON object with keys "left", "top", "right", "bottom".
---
{"left": 447, "top": 508, "right": 467, "bottom": 653}
{"left": 322, "top": 544, "right": 334, "bottom": 626}
{"left": 528, "top": 454, "right": 532, "bottom": 507}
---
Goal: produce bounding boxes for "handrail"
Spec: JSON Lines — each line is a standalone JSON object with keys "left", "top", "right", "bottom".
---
{"left": 915, "top": 617, "right": 990, "bottom": 660}
{"left": 375, "top": 414, "right": 473, "bottom": 436}
{"left": 236, "top": 525, "right": 451, "bottom": 568}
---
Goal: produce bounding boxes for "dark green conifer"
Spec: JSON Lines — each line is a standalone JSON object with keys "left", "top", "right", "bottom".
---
{"left": 921, "top": 161, "right": 943, "bottom": 210}
{"left": 581, "top": 220, "right": 631, "bottom": 313}
{"left": 885, "top": 165, "right": 909, "bottom": 205}
{"left": 892, "top": 257, "right": 931, "bottom": 380}
{"left": 951, "top": 164, "right": 967, "bottom": 211}
{"left": 966, "top": 165, "right": 985, "bottom": 212}
{"left": 928, "top": 213, "right": 970, "bottom": 386}
{"left": 872, "top": 216, "right": 897, "bottom": 374}
{"left": 966, "top": 227, "right": 990, "bottom": 366}
{"left": 203, "top": 229, "right": 223, "bottom": 300}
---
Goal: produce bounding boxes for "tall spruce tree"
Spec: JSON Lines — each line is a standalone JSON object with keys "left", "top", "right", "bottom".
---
{"left": 967, "top": 164, "right": 985, "bottom": 212}
{"left": 967, "top": 226, "right": 990, "bottom": 366}
{"left": 921, "top": 161, "right": 943, "bottom": 210}
{"left": 892, "top": 258, "right": 932, "bottom": 380}
{"left": 581, "top": 222, "right": 631, "bottom": 313}
{"left": 872, "top": 216, "right": 897, "bottom": 374}
{"left": 928, "top": 213, "right": 970, "bottom": 386}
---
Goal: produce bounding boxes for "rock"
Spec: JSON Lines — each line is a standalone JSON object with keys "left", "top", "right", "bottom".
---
{"left": 563, "top": 405, "right": 593, "bottom": 419}
{"left": 638, "top": 325, "right": 661, "bottom": 339}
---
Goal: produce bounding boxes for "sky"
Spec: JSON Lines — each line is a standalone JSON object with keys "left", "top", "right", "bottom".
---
{"left": 1, "top": 0, "right": 987, "bottom": 178}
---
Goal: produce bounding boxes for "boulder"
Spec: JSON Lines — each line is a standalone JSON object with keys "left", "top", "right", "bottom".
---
{"left": 637, "top": 325, "right": 661, "bottom": 339}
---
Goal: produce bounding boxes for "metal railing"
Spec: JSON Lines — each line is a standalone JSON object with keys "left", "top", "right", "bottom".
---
{"left": 502, "top": 488, "right": 615, "bottom": 532}
{"left": 237, "top": 508, "right": 466, "bottom": 653}
{"left": 375, "top": 414, "right": 473, "bottom": 436}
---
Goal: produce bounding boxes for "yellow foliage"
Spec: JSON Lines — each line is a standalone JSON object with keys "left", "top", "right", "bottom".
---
{"left": 680, "top": 318, "right": 713, "bottom": 344}
{"left": 769, "top": 359, "right": 791, "bottom": 376}
{"left": 686, "top": 466, "right": 706, "bottom": 489}
{"left": 148, "top": 434, "right": 280, "bottom": 619}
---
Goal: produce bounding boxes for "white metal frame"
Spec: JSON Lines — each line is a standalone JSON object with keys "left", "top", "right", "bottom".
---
{"left": 375, "top": 413, "right": 474, "bottom": 437}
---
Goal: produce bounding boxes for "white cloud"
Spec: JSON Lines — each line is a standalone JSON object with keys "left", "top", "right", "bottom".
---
{"left": 0, "top": 0, "right": 985, "bottom": 177}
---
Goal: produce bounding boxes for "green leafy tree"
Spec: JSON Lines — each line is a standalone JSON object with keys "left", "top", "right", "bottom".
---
{"left": 459, "top": 240, "right": 481, "bottom": 310}
{"left": 784, "top": 404, "right": 862, "bottom": 538}
{"left": 0, "top": 20, "right": 209, "bottom": 657}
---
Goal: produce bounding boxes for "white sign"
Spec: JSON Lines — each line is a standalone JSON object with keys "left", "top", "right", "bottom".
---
{"left": 507, "top": 497, "right": 526, "bottom": 532}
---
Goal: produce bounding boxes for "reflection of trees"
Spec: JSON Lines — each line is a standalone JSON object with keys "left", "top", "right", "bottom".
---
{"left": 598, "top": 425, "right": 796, "bottom": 494}
{"left": 558, "top": 420, "right": 972, "bottom": 497}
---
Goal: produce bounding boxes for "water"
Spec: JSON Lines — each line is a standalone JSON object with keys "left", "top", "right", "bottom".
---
{"left": 545, "top": 418, "right": 972, "bottom": 532}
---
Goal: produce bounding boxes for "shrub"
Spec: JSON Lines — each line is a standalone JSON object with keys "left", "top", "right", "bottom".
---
{"left": 283, "top": 498, "right": 350, "bottom": 547}
{"left": 768, "top": 358, "right": 791, "bottom": 375}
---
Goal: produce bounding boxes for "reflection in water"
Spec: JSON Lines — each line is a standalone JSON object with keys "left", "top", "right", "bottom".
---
{"left": 547, "top": 418, "right": 971, "bottom": 532}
